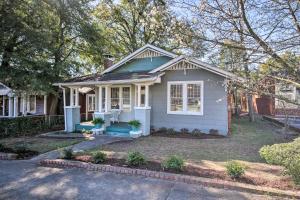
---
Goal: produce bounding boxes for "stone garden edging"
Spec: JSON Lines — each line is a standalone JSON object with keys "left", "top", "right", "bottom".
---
{"left": 0, "top": 152, "right": 18, "bottom": 160}
{"left": 40, "top": 159, "right": 300, "bottom": 199}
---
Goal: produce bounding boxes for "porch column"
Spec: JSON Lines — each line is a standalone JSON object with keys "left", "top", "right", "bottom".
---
{"left": 27, "top": 96, "right": 30, "bottom": 113}
{"left": 62, "top": 87, "right": 67, "bottom": 131}
{"left": 22, "top": 95, "right": 26, "bottom": 116}
{"left": 13, "top": 96, "right": 18, "bottom": 117}
{"left": 75, "top": 88, "right": 79, "bottom": 106}
{"left": 2, "top": 96, "right": 5, "bottom": 116}
{"left": 98, "top": 86, "right": 102, "bottom": 113}
{"left": 8, "top": 97, "right": 13, "bottom": 117}
{"left": 145, "top": 85, "right": 149, "bottom": 107}
{"left": 70, "top": 88, "right": 74, "bottom": 106}
{"left": 137, "top": 85, "right": 141, "bottom": 107}
{"left": 43, "top": 95, "right": 47, "bottom": 115}
{"left": 105, "top": 85, "right": 109, "bottom": 112}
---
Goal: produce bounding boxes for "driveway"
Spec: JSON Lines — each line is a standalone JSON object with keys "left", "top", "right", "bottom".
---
{"left": 0, "top": 160, "right": 285, "bottom": 200}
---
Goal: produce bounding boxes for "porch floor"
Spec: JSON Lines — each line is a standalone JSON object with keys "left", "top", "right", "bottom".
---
{"left": 75, "top": 122, "right": 131, "bottom": 137}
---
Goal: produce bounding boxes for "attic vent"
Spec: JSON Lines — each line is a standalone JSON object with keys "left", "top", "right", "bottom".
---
{"left": 169, "top": 61, "right": 198, "bottom": 70}
{"left": 135, "top": 49, "right": 164, "bottom": 59}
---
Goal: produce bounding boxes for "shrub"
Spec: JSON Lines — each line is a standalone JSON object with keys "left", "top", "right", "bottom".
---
{"left": 14, "top": 144, "right": 29, "bottom": 154}
{"left": 0, "top": 143, "right": 5, "bottom": 152}
{"left": 226, "top": 161, "right": 245, "bottom": 179}
{"left": 158, "top": 127, "right": 167, "bottom": 133}
{"left": 92, "top": 118, "right": 105, "bottom": 125}
{"left": 191, "top": 129, "right": 202, "bottom": 135}
{"left": 61, "top": 148, "right": 74, "bottom": 160}
{"left": 180, "top": 128, "right": 189, "bottom": 134}
{"left": 82, "top": 129, "right": 92, "bottom": 134}
{"left": 167, "top": 128, "right": 176, "bottom": 134}
{"left": 209, "top": 129, "right": 219, "bottom": 135}
{"left": 260, "top": 138, "right": 300, "bottom": 185}
{"left": 162, "top": 155, "right": 184, "bottom": 171}
{"left": 92, "top": 151, "right": 107, "bottom": 164}
{"left": 127, "top": 152, "right": 146, "bottom": 166}
{"left": 128, "top": 120, "right": 141, "bottom": 129}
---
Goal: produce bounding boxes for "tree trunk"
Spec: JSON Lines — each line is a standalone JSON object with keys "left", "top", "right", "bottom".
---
{"left": 247, "top": 93, "right": 255, "bottom": 122}
{"left": 49, "top": 95, "right": 58, "bottom": 115}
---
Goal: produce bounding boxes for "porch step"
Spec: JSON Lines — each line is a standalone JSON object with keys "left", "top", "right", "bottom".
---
{"left": 106, "top": 126, "right": 131, "bottom": 133}
{"left": 75, "top": 124, "right": 95, "bottom": 132}
{"left": 106, "top": 131, "right": 130, "bottom": 137}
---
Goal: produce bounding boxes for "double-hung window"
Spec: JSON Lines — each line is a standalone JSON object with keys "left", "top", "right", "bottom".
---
{"left": 110, "top": 86, "right": 131, "bottom": 111}
{"left": 87, "top": 94, "right": 96, "bottom": 112}
{"left": 167, "top": 81, "right": 203, "bottom": 115}
{"left": 28, "top": 95, "right": 36, "bottom": 113}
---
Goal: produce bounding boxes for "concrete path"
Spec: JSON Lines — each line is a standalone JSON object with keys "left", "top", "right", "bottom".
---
{"left": 31, "top": 135, "right": 132, "bottom": 161}
{"left": 0, "top": 160, "right": 285, "bottom": 200}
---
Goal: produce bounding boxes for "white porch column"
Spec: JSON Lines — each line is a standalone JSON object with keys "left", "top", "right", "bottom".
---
{"left": 98, "top": 86, "right": 102, "bottom": 113}
{"left": 8, "top": 97, "right": 13, "bottom": 117}
{"left": 145, "top": 85, "right": 149, "bottom": 107}
{"left": 43, "top": 95, "right": 47, "bottom": 115}
{"left": 137, "top": 85, "right": 141, "bottom": 107}
{"left": 27, "top": 96, "right": 30, "bottom": 113}
{"left": 105, "top": 85, "right": 109, "bottom": 112}
{"left": 13, "top": 96, "right": 18, "bottom": 117}
{"left": 22, "top": 95, "right": 26, "bottom": 115}
{"left": 62, "top": 88, "right": 67, "bottom": 131}
{"left": 2, "top": 96, "right": 5, "bottom": 116}
{"left": 70, "top": 88, "right": 74, "bottom": 106}
{"left": 75, "top": 88, "right": 79, "bottom": 106}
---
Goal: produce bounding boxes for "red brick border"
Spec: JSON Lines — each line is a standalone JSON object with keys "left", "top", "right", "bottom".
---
{"left": 40, "top": 159, "right": 300, "bottom": 198}
{"left": 0, "top": 152, "right": 18, "bottom": 160}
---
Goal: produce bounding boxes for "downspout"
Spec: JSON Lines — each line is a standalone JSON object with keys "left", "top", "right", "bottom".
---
{"left": 59, "top": 84, "right": 67, "bottom": 132}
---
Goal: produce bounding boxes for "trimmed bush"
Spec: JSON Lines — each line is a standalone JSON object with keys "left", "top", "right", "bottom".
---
{"left": 127, "top": 152, "right": 146, "bottom": 166}
{"left": 260, "top": 138, "right": 300, "bottom": 185}
{"left": 162, "top": 155, "right": 184, "bottom": 171}
{"left": 180, "top": 128, "right": 189, "bottom": 134}
{"left": 191, "top": 129, "right": 202, "bottom": 135}
{"left": 61, "top": 148, "right": 74, "bottom": 160}
{"left": 158, "top": 127, "right": 167, "bottom": 133}
{"left": 226, "top": 161, "right": 245, "bottom": 179}
{"left": 92, "top": 117, "right": 105, "bottom": 125}
{"left": 128, "top": 120, "right": 141, "bottom": 129}
{"left": 167, "top": 128, "right": 176, "bottom": 134}
{"left": 0, "top": 143, "right": 4, "bottom": 152}
{"left": 92, "top": 151, "right": 107, "bottom": 164}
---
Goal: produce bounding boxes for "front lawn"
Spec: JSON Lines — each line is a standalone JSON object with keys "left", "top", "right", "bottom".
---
{"left": 0, "top": 136, "right": 84, "bottom": 154}
{"left": 100, "top": 117, "right": 297, "bottom": 163}
{"left": 86, "top": 117, "right": 299, "bottom": 190}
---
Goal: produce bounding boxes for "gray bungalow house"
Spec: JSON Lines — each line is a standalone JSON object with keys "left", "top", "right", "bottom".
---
{"left": 55, "top": 44, "right": 240, "bottom": 136}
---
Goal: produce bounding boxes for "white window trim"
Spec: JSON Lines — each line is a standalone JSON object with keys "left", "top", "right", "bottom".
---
{"left": 87, "top": 94, "right": 96, "bottom": 112}
{"left": 110, "top": 85, "right": 131, "bottom": 112}
{"left": 167, "top": 81, "right": 204, "bottom": 116}
{"left": 28, "top": 95, "right": 36, "bottom": 113}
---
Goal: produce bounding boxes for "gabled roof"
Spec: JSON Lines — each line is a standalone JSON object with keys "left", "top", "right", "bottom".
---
{"left": 102, "top": 44, "right": 177, "bottom": 74}
{"left": 0, "top": 82, "right": 12, "bottom": 96}
{"left": 149, "top": 55, "right": 243, "bottom": 81}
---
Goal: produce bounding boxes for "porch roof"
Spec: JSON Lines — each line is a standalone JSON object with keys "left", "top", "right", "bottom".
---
{"left": 0, "top": 82, "right": 12, "bottom": 96}
{"left": 55, "top": 71, "right": 164, "bottom": 86}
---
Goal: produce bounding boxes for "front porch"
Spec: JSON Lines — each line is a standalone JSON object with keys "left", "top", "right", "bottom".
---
{"left": 75, "top": 121, "right": 132, "bottom": 137}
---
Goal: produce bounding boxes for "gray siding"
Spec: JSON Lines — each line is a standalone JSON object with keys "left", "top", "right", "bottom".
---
{"left": 150, "top": 69, "right": 228, "bottom": 135}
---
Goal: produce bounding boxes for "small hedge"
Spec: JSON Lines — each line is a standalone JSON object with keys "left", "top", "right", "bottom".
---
{"left": 260, "top": 138, "right": 300, "bottom": 185}
{"left": 0, "top": 115, "right": 64, "bottom": 138}
{"left": 61, "top": 148, "right": 74, "bottom": 160}
{"left": 127, "top": 152, "right": 146, "bottom": 166}
{"left": 92, "top": 151, "right": 107, "bottom": 164}
{"left": 162, "top": 155, "right": 184, "bottom": 171}
{"left": 226, "top": 161, "right": 245, "bottom": 179}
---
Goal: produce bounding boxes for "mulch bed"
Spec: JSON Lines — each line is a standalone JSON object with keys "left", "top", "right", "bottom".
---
{"left": 151, "top": 132, "right": 225, "bottom": 139}
{"left": 0, "top": 147, "right": 38, "bottom": 159}
{"left": 74, "top": 155, "right": 298, "bottom": 191}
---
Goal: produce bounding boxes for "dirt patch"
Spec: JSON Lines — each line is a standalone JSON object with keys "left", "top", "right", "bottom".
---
{"left": 151, "top": 132, "right": 225, "bottom": 139}
{"left": 74, "top": 155, "right": 299, "bottom": 191}
{"left": 0, "top": 147, "right": 38, "bottom": 159}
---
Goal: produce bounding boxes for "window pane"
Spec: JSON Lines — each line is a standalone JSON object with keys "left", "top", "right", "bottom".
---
{"left": 140, "top": 86, "right": 145, "bottom": 107}
{"left": 111, "top": 88, "right": 120, "bottom": 109}
{"left": 102, "top": 88, "right": 106, "bottom": 110}
{"left": 122, "top": 87, "right": 130, "bottom": 111}
{"left": 187, "top": 84, "right": 201, "bottom": 112}
{"left": 88, "top": 95, "right": 95, "bottom": 111}
{"left": 170, "top": 84, "right": 183, "bottom": 111}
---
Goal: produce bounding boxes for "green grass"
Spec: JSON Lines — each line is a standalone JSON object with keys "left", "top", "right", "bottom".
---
{"left": 98, "top": 117, "right": 298, "bottom": 163}
{"left": 0, "top": 137, "right": 84, "bottom": 154}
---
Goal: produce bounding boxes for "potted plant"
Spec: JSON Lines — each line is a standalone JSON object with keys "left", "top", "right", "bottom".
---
{"left": 128, "top": 120, "right": 141, "bottom": 132}
{"left": 92, "top": 117, "right": 105, "bottom": 129}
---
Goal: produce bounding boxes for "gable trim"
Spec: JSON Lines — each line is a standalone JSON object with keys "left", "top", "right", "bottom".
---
{"left": 101, "top": 44, "right": 177, "bottom": 74}
{"left": 149, "top": 56, "right": 243, "bottom": 81}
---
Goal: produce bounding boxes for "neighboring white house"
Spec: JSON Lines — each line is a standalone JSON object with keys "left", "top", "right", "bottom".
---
{"left": 0, "top": 82, "right": 48, "bottom": 118}
{"left": 275, "top": 83, "right": 300, "bottom": 109}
